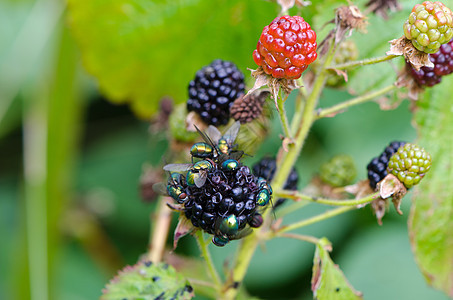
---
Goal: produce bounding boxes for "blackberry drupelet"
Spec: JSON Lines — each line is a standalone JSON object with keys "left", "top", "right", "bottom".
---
{"left": 367, "top": 141, "right": 406, "bottom": 189}
{"left": 408, "top": 38, "right": 453, "bottom": 86}
{"left": 252, "top": 157, "right": 299, "bottom": 207}
{"left": 387, "top": 143, "right": 432, "bottom": 189}
{"left": 187, "top": 59, "right": 245, "bottom": 126}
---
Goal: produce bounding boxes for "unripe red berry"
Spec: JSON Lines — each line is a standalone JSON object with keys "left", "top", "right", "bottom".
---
{"left": 253, "top": 15, "right": 317, "bottom": 79}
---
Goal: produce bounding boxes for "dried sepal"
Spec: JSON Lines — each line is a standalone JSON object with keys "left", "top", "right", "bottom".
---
{"left": 395, "top": 64, "right": 425, "bottom": 100}
{"left": 247, "top": 67, "right": 301, "bottom": 110}
{"left": 365, "top": 0, "right": 401, "bottom": 19}
{"left": 344, "top": 179, "right": 374, "bottom": 201}
{"left": 387, "top": 36, "right": 434, "bottom": 71}
{"left": 371, "top": 197, "right": 388, "bottom": 225}
{"left": 335, "top": 5, "right": 368, "bottom": 42}
{"left": 370, "top": 174, "right": 408, "bottom": 224}
{"left": 276, "top": 0, "right": 311, "bottom": 13}
{"left": 173, "top": 215, "right": 194, "bottom": 249}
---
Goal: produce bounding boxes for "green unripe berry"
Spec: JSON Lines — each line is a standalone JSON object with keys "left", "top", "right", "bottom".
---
{"left": 320, "top": 154, "right": 357, "bottom": 187}
{"left": 404, "top": 1, "right": 453, "bottom": 53}
{"left": 387, "top": 143, "right": 432, "bottom": 189}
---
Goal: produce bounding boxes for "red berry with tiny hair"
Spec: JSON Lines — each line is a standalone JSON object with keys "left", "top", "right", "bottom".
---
{"left": 253, "top": 15, "right": 318, "bottom": 79}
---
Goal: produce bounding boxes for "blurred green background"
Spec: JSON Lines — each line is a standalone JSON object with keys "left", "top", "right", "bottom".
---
{"left": 0, "top": 0, "right": 450, "bottom": 299}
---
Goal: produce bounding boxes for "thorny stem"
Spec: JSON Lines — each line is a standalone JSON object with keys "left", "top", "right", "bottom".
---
{"left": 222, "top": 40, "right": 338, "bottom": 300}
{"left": 275, "top": 190, "right": 379, "bottom": 207}
{"left": 328, "top": 54, "right": 399, "bottom": 70}
{"left": 195, "top": 231, "right": 222, "bottom": 289}
{"left": 278, "top": 206, "right": 355, "bottom": 234}
{"left": 276, "top": 233, "right": 320, "bottom": 245}
{"left": 277, "top": 92, "right": 293, "bottom": 139}
{"left": 316, "top": 84, "right": 397, "bottom": 119}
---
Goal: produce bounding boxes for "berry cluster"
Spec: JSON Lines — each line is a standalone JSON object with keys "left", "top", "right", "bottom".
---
{"left": 403, "top": 1, "right": 453, "bottom": 54}
{"left": 252, "top": 157, "right": 299, "bottom": 207}
{"left": 187, "top": 60, "right": 245, "bottom": 126}
{"left": 165, "top": 123, "right": 271, "bottom": 246}
{"left": 367, "top": 141, "right": 406, "bottom": 189}
{"left": 408, "top": 38, "right": 453, "bottom": 86}
{"left": 253, "top": 15, "right": 317, "bottom": 79}
{"left": 387, "top": 143, "right": 432, "bottom": 189}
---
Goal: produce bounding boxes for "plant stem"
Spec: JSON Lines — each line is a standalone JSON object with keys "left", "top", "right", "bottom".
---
{"left": 277, "top": 92, "right": 292, "bottom": 139}
{"left": 328, "top": 54, "right": 399, "bottom": 70}
{"left": 195, "top": 231, "right": 222, "bottom": 288}
{"left": 276, "top": 233, "right": 320, "bottom": 245}
{"left": 274, "top": 190, "right": 379, "bottom": 207}
{"left": 278, "top": 206, "right": 355, "bottom": 234}
{"left": 316, "top": 84, "right": 397, "bottom": 119}
{"left": 290, "top": 89, "right": 306, "bottom": 135}
{"left": 275, "top": 200, "right": 310, "bottom": 218}
{"left": 222, "top": 234, "right": 259, "bottom": 300}
{"left": 148, "top": 197, "right": 172, "bottom": 263}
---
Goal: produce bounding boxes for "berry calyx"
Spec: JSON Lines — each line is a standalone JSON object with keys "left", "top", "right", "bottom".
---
{"left": 187, "top": 59, "right": 245, "bottom": 126}
{"left": 403, "top": 1, "right": 453, "bottom": 54}
{"left": 387, "top": 143, "right": 432, "bottom": 189}
{"left": 408, "top": 37, "right": 453, "bottom": 86}
{"left": 367, "top": 141, "right": 406, "bottom": 189}
{"left": 253, "top": 15, "right": 317, "bottom": 79}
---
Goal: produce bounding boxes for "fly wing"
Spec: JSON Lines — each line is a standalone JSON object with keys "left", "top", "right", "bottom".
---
{"left": 229, "top": 227, "right": 253, "bottom": 240}
{"left": 223, "top": 121, "right": 241, "bottom": 145}
{"left": 152, "top": 182, "right": 168, "bottom": 195}
{"left": 163, "top": 163, "right": 192, "bottom": 172}
{"left": 194, "top": 171, "right": 208, "bottom": 187}
{"left": 206, "top": 125, "right": 222, "bottom": 143}
{"left": 194, "top": 125, "right": 218, "bottom": 149}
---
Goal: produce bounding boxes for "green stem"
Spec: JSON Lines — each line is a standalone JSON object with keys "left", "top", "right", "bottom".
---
{"left": 275, "top": 200, "right": 310, "bottom": 219}
{"left": 290, "top": 89, "right": 306, "bottom": 135}
{"left": 276, "top": 233, "right": 320, "bottom": 245}
{"left": 277, "top": 93, "right": 292, "bottom": 139}
{"left": 278, "top": 206, "right": 355, "bottom": 234}
{"left": 316, "top": 84, "right": 397, "bottom": 119}
{"left": 328, "top": 54, "right": 399, "bottom": 70}
{"left": 195, "top": 231, "right": 222, "bottom": 288}
{"left": 274, "top": 190, "right": 379, "bottom": 207}
{"left": 222, "top": 234, "right": 259, "bottom": 300}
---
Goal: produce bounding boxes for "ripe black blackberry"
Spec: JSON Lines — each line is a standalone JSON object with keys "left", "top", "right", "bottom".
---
{"left": 252, "top": 157, "right": 299, "bottom": 207}
{"left": 408, "top": 38, "right": 453, "bottom": 87}
{"left": 183, "top": 164, "right": 262, "bottom": 234}
{"left": 187, "top": 60, "right": 245, "bottom": 126}
{"left": 367, "top": 141, "right": 406, "bottom": 189}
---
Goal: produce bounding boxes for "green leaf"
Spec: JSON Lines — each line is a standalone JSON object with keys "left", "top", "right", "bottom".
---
{"left": 67, "top": 0, "right": 276, "bottom": 118}
{"left": 102, "top": 261, "right": 194, "bottom": 300}
{"left": 311, "top": 238, "right": 362, "bottom": 300}
{"left": 409, "top": 75, "right": 453, "bottom": 298}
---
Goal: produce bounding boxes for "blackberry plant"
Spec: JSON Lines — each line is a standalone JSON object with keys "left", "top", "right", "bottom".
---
{"left": 63, "top": 1, "right": 452, "bottom": 299}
